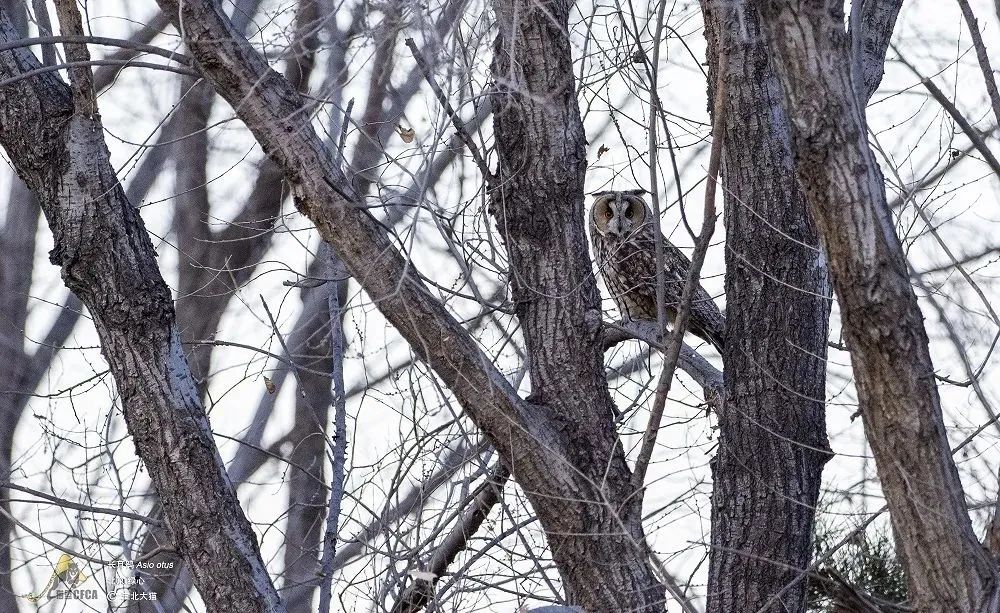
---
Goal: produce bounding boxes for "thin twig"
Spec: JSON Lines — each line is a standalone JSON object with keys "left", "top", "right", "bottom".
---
{"left": 887, "top": 124, "right": 998, "bottom": 210}
{"left": 0, "top": 506, "right": 109, "bottom": 565}
{"left": 921, "top": 77, "right": 1000, "bottom": 178}
{"left": 955, "top": 0, "right": 1000, "bottom": 127}
{"left": 2, "top": 482, "right": 161, "bottom": 525}
{"left": 337, "top": 97, "right": 354, "bottom": 169}
{"left": 93, "top": 11, "right": 172, "bottom": 91}
{"left": 894, "top": 46, "right": 1000, "bottom": 180}
{"left": 390, "top": 463, "right": 510, "bottom": 613}
{"left": 631, "top": 45, "right": 728, "bottom": 492}
{"left": 403, "top": 37, "right": 495, "bottom": 186}
{"left": 0, "top": 34, "right": 195, "bottom": 66}
{"left": 0, "top": 59, "right": 200, "bottom": 90}
{"left": 317, "top": 249, "right": 350, "bottom": 613}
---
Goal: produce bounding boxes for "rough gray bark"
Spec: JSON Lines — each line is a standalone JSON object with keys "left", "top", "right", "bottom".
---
{"left": 131, "top": 4, "right": 316, "bottom": 607}
{"left": 759, "top": 1, "right": 995, "bottom": 611}
{"left": 488, "top": 0, "right": 664, "bottom": 607}
{"left": 0, "top": 6, "right": 284, "bottom": 612}
{"left": 701, "top": 1, "right": 906, "bottom": 610}
{"left": 151, "top": 0, "right": 666, "bottom": 609}
{"left": 700, "top": 4, "right": 832, "bottom": 610}
{"left": 0, "top": 5, "right": 85, "bottom": 611}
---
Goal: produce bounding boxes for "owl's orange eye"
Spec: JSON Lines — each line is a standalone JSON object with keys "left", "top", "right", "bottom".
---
{"left": 624, "top": 208, "right": 633, "bottom": 218}
{"left": 605, "top": 209, "right": 613, "bottom": 219}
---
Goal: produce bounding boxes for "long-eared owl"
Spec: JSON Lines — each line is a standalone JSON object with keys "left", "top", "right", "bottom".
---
{"left": 589, "top": 189, "right": 725, "bottom": 350}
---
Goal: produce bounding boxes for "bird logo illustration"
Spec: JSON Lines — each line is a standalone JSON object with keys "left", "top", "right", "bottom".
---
{"left": 20, "top": 553, "right": 88, "bottom": 602}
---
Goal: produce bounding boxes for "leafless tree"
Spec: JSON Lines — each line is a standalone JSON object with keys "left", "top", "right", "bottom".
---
{"left": 0, "top": 0, "right": 999, "bottom": 612}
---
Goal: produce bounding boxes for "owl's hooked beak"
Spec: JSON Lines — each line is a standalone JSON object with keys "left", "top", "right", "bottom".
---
{"left": 604, "top": 215, "right": 624, "bottom": 239}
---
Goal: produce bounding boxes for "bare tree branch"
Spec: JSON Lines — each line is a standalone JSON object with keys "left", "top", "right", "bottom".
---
{"left": 955, "top": 0, "right": 1000, "bottom": 128}
{"left": 93, "top": 10, "right": 172, "bottom": 91}
{"left": 389, "top": 463, "right": 510, "bottom": 613}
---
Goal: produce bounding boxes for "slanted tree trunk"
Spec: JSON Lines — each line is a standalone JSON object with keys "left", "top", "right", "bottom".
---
{"left": 0, "top": 6, "right": 284, "bottom": 611}
{"left": 152, "top": 0, "right": 667, "bottom": 608}
{"left": 759, "top": 1, "right": 995, "bottom": 611}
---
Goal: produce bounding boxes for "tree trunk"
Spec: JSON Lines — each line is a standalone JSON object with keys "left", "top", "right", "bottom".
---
{"left": 0, "top": 8, "right": 284, "bottom": 612}
{"left": 0, "top": 176, "right": 37, "bottom": 613}
{"left": 759, "top": 1, "right": 995, "bottom": 611}
{"left": 153, "top": 0, "right": 666, "bottom": 608}
{"left": 488, "top": 0, "right": 664, "bottom": 608}
{"left": 701, "top": 3, "right": 832, "bottom": 611}
{"left": 282, "top": 250, "right": 346, "bottom": 613}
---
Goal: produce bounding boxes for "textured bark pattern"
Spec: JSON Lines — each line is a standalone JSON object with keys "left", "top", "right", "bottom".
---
{"left": 701, "top": 2, "right": 832, "bottom": 611}
{"left": 0, "top": 11, "right": 284, "bottom": 613}
{"left": 490, "top": 0, "right": 664, "bottom": 608}
{"left": 132, "top": 5, "right": 317, "bottom": 605}
{"left": 760, "top": 2, "right": 994, "bottom": 611}
{"left": 151, "top": 0, "right": 666, "bottom": 609}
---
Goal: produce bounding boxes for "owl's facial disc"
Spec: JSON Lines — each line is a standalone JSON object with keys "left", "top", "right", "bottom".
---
{"left": 592, "top": 197, "right": 616, "bottom": 237}
{"left": 592, "top": 191, "right": 649, "bottom": 239}
{"left": 623, "top": 196, "right": 647, "bottom": 228}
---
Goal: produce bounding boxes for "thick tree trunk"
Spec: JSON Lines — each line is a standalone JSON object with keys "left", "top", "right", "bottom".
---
{"left": 0, "top": 8, "right": 284, "bottom": 612}
{"left": 700, "top": 4, "right": 832, "bottom": 611}
{"left": 759, "top": 2, "right": 995, "bottom": 611}
{"left": 488, "top": 0, "right": 664, "bottom": 609}
{"left": 132, "top": 3, "right": 317, "bottom": 605}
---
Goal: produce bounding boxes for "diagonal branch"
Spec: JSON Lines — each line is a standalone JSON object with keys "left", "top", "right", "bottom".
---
{"left": 631, "top": 44, "right": 726, "bottom": 492}
{"left": 389, "top": 463, "right": 510, "bottom": 613}
{"left": 955, "top": 0, "right": 1000, "bottom": 128}
{"left": 152, "top": 0, "right": 536, "bottom": 475}
{"left": 93, "top": 10, "right": 172, "bottom": 91}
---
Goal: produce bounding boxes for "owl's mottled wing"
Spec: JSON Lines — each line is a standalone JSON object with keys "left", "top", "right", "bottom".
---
{"left": 593, "top": 230, "right": 662, "bottom": 322}
{"left": 599, "top": 229, "right": 725, "bottom": 349}
{"left": 659, "top": 237, "right": 726, "bottom": 349}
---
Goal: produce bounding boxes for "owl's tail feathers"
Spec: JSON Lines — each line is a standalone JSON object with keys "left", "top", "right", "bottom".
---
{"left": 691, "top": 319, "right": 725, "bottom": 353}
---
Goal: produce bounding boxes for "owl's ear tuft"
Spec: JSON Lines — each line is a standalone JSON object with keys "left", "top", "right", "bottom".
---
{"left": 589, "top": 189, "right": 648, "bottom": 197}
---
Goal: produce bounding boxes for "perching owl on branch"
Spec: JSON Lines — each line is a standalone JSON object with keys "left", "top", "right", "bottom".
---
{"left": 589, "top": 189, "right": 725, "bottom": 350}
